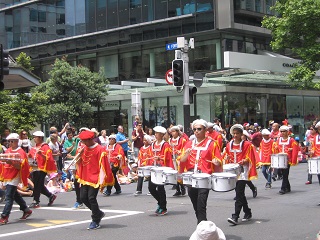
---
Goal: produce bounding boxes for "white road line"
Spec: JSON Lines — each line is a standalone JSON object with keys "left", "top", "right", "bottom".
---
{"left": 0, "top": 208, "right": 143, "bottom": 238}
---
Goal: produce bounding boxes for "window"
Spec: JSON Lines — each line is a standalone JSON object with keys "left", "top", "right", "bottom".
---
{"left": 38, "top": 11, "right": 47, "bottom": 22}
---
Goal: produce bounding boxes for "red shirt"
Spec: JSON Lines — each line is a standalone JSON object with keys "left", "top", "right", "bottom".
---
{"left": 258, "top": 139, "right": 276, "bottom": 165}
{"left": 29, "top": 143, "right": 56, "bottom": 173}
{"left": 180, "top": 138, "right": 222, "bottom": 174}
{"left": 274, "top": 137, "right": 299, "bottom": 165}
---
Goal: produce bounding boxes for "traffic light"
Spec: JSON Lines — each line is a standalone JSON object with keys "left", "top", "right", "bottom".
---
{"left": 0, "top": 44, "right": 10, "bottom": 82}
{"left": 189, "top": 87, "right": 197, "bottom": 104}
{"left": 172, "top": 59, "right": 184, "bottom": 87}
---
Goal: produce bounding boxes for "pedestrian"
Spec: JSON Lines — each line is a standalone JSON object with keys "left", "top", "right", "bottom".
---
{"left": 77, "top": 130, "right": 114, "bottom": 230}
{"left": 180, "top": 119, "right": 222, "bottom": 224}
{"left": 225, "top": 124, "right": 257, "bottom": 225}
{"left": 28, "top": 131, "right": 58, "bottom": 208}
{"left": 0, "top": 133, "right": 32, "bottom": 224}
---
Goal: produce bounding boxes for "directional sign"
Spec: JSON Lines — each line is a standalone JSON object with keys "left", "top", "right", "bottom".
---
{"left": 166, "top": 42, "right": 178, "bottom": 51}
{"left": 165, "top": 69, "right": 173, "bottom": 85}
{"left": 193, "top": 72, "right": 204, "bottom": 88}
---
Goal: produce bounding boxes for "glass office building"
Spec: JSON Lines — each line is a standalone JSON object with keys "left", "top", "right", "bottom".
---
{"left": 1, "top": 0, "right": 318, "bottom": 137}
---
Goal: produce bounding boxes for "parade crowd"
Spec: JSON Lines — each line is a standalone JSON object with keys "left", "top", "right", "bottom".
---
{"left": 0, "top": 116, "right": 319, "bottom": 238}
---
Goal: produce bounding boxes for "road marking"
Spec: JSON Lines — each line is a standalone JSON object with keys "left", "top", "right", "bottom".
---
{"left": 0, "top": 207, "right": 143, "bottom": 238}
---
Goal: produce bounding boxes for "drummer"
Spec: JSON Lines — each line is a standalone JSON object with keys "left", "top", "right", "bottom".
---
{"left": 149, "top": 126, "right": 174, "bottom": 216}
{"left": 274, "top": 125, "right": 299, "bottom": 195}
{"left": 224, "top": 124, "right": 257, "bottom": 225}
{"left": 169, "top": 125, "right": 187, "bottom": 197}
{"left": 180, "top": 119, "right": 222, "bottom": 224}
{"left": 134, "top": 135, "right": 153, "bottom": 196}
{"left": 258, "top": 129, "right": 276, "bottom": 189}
{"left": 206, "top": 122, "right": 223, "bottom": 151}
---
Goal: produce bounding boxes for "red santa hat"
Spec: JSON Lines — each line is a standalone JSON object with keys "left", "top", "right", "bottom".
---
{"left": 79, "top": 130, "right": 95, "bottom": 140}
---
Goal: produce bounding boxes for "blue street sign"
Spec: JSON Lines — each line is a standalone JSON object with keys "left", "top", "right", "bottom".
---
{"left": 166, "top": 42, "right": 178, "bottom": 51}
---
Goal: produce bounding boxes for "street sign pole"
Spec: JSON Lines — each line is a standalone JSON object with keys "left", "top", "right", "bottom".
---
{"left": 182, "top": 40, "right": 190, "bottom": 133}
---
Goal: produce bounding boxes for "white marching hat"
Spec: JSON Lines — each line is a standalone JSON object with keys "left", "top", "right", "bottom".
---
{"left": 32, "top": 131, "right": 45, "bottom": 137}
{"left": 261, "top": 129, "right": 271, "bottom": 135}
{"left": 207, "top": 122, "right": 214, "bottom": 128}
{"left": 230, "top": 124, "right": 244, "bottom": 135}
{"left": 153, "top": 126, "right": 167, "bottom": 134}
{"left": 191, "top": 119, "right": 208, "bottom": 129}
{"left": 6, "top": 133, "right": 19, "bottom": 140}
{"left": 315, "top": 121, "right": 320, "bottom": 129}
{"left": 109, "top": 134, "right": 117, "bottom": 140}
{"left": 243, "top": 130, "right": 250, "bottom": 139}
{"left": 190, "top": 221, "right": 226, "bottom": 240}
{"left": 279, "top": 125, "right": 289, "bottom": 132}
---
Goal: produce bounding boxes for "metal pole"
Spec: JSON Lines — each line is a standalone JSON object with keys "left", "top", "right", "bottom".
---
{"left": 182, "top": 40, "right": 190, "bottom": 133}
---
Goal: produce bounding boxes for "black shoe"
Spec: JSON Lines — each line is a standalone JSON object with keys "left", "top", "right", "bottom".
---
{"left": 114, "top": 190, "right": 122, "bottom": 194}
{"left": 279, "top": 189, "right": 286, "bottom": 195}
{"left": 242, "top": 212, "right": 252, "bottom": 222}
{"left": 173, "top": 191, "right": 181, "bottom": 197}
{"left": 285, "top": 188, "right": 291, "bottom": 193}
{"left": 227, "top": 217, "right": 238, "bottom": 225}
{"left": 252, "top": 187, "right": 257, "bottom": 198}
{"left": 181, "top": 188, "right": 186, "bottom": 196}
{"left": 48, "top": 194, "right": 57, "bottom": 206}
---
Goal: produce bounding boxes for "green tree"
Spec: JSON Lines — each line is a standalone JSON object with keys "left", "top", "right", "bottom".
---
{"left": 32, "top": 57, "right": 109, "bottom": 128}
{"left": 262, "top": 0, "right": 320, "bottom": 89}
{"left": 16, "top": 52, "right": 34, "bottom": 71}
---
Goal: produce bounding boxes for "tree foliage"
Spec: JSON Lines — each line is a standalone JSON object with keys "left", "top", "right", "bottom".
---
{"left": 32, "top": 57, "right": 109, "bottom": 128}
{"left": 262, "top": 0, "right": 320, "bottom": 89}
{"left": 16, "top": 52, "right": 34, "bottom": 71}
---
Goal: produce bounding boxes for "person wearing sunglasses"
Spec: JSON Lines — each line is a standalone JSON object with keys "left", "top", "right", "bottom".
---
{"left": 180, "top": 119, "right": 223, "bottom": 224}
{"left": 0, "top": 133, "right": 32, "bottom": 224}
{"left": 274, "top": 125, "right": 299, "bottom": 195}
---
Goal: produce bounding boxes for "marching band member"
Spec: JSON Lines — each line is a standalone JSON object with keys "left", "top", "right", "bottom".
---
{"left": 206, "top": 122, "right": 223, "bottom": 151}
{"left": 306, "top": 124, "right": 320, "bottom": 184}
{"left": 270, "top": 123, "right": 281, "bottom": 140}
{"left": 180, "top": 119, "right": 222, "bottom": 224}
{"left": 169, "top": 126, "right": 187, "bottom": 196}
{"left": 258, "top": 129, "right": 276, "bottom": 189}
{"left": 134, "top": 135, "right": 153, "bottom": 196}
{"left": 0, "top": 133, "right": 32, "bottom": 224}
{"left": 274, "top": 125, "right": 299, "bottom": 195}
{"left": 224, "top": 124, "right": 257, "bottom": 225}
{"left": 103, "top": 134, "right": 125, "bottom": 196}
{"left": 77, "top": 130, "right": 114, "bottom": 230}
{"left": 28, "top": 131, "right": 57, "bottom": 208}
{"left": 149, "top": 126, "right": 174, "bottom": 216}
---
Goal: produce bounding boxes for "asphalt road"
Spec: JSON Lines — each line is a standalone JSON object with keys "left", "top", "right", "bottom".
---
{"left": 0, "top": 163, "right": 319, "bottom": 240}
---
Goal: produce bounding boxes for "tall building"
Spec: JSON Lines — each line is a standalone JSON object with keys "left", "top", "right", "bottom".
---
{"left": 0, "top": 0, "right": 317, "bottom": 138}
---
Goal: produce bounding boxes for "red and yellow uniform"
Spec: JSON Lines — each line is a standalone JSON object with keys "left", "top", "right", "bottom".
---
{"left": 258, "top": 139, "right": 276, "bottom": 166}
{"left": 29, "top": 143, "right": 56, "bottom": 174}
{"left": 169, "top": 136, "right": 187, "bottom": 172}
{"left": 274, "top": 137, "right": 299, "bottom": 166}
{"left": 311, "top": 135, "right": 320, "bottom": 157}
{"left": 206, "top": 131, "right": 223, "bottom": 151}
{"left": 77, "top": 144, "right": 114, "bottom": 188}
{"left": 138, "top": 145, "right": 153, "bottom": 166}
{"left": 180, "top": 138, "right": 222, "bottom": 174}
{"left": 224, "top": 140, "right": 257, "bottom": 180}
{"left": 2, "top": 147, "right": 30, "bottom": 187}
{"left": 106, "top": 143, "right": 125, "bottom": 169}
{"left": 149, "top": 140, "right": 174, "bottom": 168}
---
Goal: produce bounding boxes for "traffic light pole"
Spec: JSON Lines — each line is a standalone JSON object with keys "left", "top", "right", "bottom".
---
{"left": 181, "top": 42, "right": 190, "bottom": 134}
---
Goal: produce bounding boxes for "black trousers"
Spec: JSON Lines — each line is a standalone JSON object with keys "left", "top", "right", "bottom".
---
{"left": 136, "top": 176, "right": 144, "bottom": 192}
{"left": 233, "top": 180, "right": 251, "bottom": 218}
{"left": 74, "top": 177, "right": 82, "bottom": 204}
{"left": 280, "top": 165, "right": 291, "bottom": 191}
{"left": 106, "top": 166, "right": 121, "bottom": 193}
{"left": 188, "top": 187, "right": 210, "bottom": 224}
{"left": 148, "top": 178, "right": 167, "bottom": 210}
{"left": 30, "top": 171, "right": 52, "bottom": 203}
{"left": 80, "top": 185, "right": 103, "bottom": 223}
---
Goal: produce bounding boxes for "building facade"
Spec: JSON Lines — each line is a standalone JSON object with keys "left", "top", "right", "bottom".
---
{"left": 1, "top": 0, "right": 318, "bottom": 138}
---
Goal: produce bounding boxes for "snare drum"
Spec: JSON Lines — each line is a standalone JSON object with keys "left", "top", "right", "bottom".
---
{"left": 308, "top": 157, "right": 320, "bottom": 174}
{"left": 28, "top": 158, "right": 38, "bottom": 170}
{"left": 182, "top": 172, "right": 193, "bottom": 186}
{"left": 64, "top": 160, "right": 76, "bottom": 170}
{"left": 162, "top": 169, "right": 178, "bottom": 185}
{"left": 191, "top": 173, "right": 212, "bottom": 189}
{"left": 137, "top": 166, "right": 153, "bottom": 177}
{"left": 223, "top": 163, "right": 240, "bottom": 176}
{"left": 150, "top": 167, "right": 172, "bottom": 185}
{"left": 211, "top": 172, "right": 237, "bottom": 192}
{"left": 271, "top": 154, "right": 288, "bottom": 169}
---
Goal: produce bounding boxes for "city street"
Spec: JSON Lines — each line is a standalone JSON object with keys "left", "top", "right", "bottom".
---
{"left": 0, "top": 163, "right": 319, "bottom": 240}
